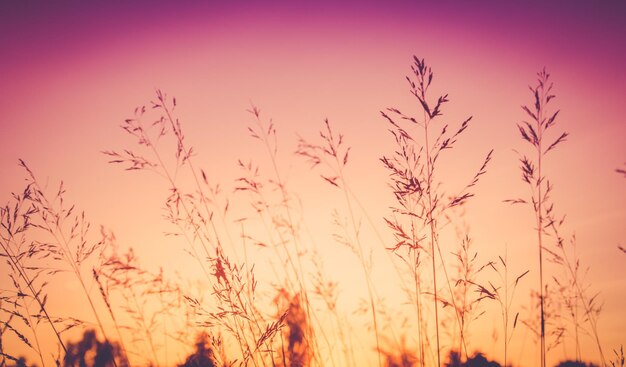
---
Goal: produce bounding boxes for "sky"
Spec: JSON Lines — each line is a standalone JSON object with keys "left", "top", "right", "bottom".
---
{"left": 1, "top": 1, "right": 625, "bottom": 366}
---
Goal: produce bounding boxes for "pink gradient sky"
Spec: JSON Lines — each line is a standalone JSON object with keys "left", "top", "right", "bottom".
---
{"left": 1, "top": 1, "right": 625, "bottom": 366}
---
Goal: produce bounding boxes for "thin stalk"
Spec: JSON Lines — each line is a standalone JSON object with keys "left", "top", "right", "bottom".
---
{"left": 408, "top": 205, "right": 425, "bottom": 367}
{"left": 423, "top": 110, "right": 442, "bottom": 367}
{"left": 536, "top": 85, "right": 546, "bottom": 367}
{"left": 129, "top": 291, "right": 160, "bottom": 367}
{"left": 252, "top": 112, "right": 323, "bottom": 365}
{"left": 18, "top": 293, "right": 46, "bottom": 367}
{"left": 434, "top": 233, "right": 470, "bottom": 360}
{"left": 547, "top": 222, "right": 606, "bottom": 365}
{"left": 160, "top": 103, "right": 240, "bottom": 262}
{"left": 574, "top": 292, "right": 580, "bottom": 362}
{"left": 93, "top": 269, "right": 130, "bottom": 366}
{"left": 158, "top": 287, "right": 169, "bottom": 367}
{"left": 335, "top": 162, "right": 383, "bottom": 367}
{"left": 424, "top": 119, "right": 469, "bottom": 364}
{"left": 504, "top": 254, "right": 509, "bottom": 367}
{"left": 141, "top": 130, "right": 223, "bottom": 288}
{"left": 345, "top": 184, "right": 413, "bottom": 296}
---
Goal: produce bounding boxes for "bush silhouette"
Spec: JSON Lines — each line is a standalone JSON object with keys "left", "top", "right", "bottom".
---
{"left": 63, "top": 330, "right": 125, "bottom": 367}
{"left": 445, "top": 351, "right": 501, "bottom": 367}
{"left": 178, "top": 333, "right": 219, "bottom": 367}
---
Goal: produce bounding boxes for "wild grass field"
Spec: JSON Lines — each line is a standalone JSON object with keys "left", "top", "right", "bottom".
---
{"left": 2, "top": 56, "right": 624, "bottom": 367}
{"left": 1, "top": 2, "right": 625, "bottom": 367}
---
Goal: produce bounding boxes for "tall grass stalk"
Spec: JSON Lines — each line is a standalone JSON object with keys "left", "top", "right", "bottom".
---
{"left": 0, "top": 187, "right": 68, "bottom": 366}
{"left": 96, "top": 247, "right": 180, "bottom": 367}
{"left": 243, "top": 106, "right": 330, "bottom": 365}
{"left": 296, "top": 119, "right": 384, "bottom": 367}
{"left": 92, "top": 229, "right": 133, "bottom": 366}
{"left": 381, "top": 56, "right": 492, "bottom": 366}
{"left": 106, "top": 92, "right": 283, "bottom": 365}
{"left": 3, "top": 279, "right": 46, "bottom": 367}
{"left": 17, "top": 161, "right": 123, "bottom": 366}
{"left": 297, "top": 117, "right": 422, "bottom": 364}
{"left": 481, "top": 247, "right": 528, "bottom": 367}
{"left": 448, "top": 228, "right": 490, "bottom": 360}
{"left": 507, "top": 69, "right": 594, "bottom": 367}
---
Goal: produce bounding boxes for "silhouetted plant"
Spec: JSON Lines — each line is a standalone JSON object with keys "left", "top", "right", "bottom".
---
{"left": 2, "top": 55, "right": 621, "bottom": 367}
{"left": 463, "top": 353, "right": 501, "bottom": 367}
{"left": 610, "top": 346, "right": 624, "bottom": 367}
{"left": 507, "top": 69, "right": 565, "bottom": 367}
{"left": 381, "top": 56, "right": 492, "bottom": 366}
{"left": 508, "top": 70, "right": 608, "bottom": 366}
{"left": 19, "top": 162, "right": 113, "bottom": 351}
{"left": 185, "top": 248, "right": 287, "bottom": 367}
{"left": 520, "top": 287, "right": 566, "bottom": 357}
{"left": 95, "top": 246, "right": 181, "bottom": 367}
{"left": 239, "top": 105, "right": 330, "bottom": 365}
{"left": 480, "top": 249, "right": 528, "bottom": 367}
{"left": 1, "top": 163, "right": 123, "bottom": 366}
{"left": 554, "top": 360, "right": 599, "bottom": 367}
{"left": 310, "top": 249, "right": 355, "bottom": 367}
{"left": 106, "top": 92, "right": 287, "bottom": 366}
{"left": 0, "top": 183, "right": 65, "bottom": 367}
{"left": 297, "top": 119, "right": 385, "bottom": 366}
{"left": 104, "top": 91, "right": 218, "bottom": 279}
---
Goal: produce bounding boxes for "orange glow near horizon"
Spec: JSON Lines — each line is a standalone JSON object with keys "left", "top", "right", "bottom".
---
{"left": 1, "top": 2, "right": 625, "bottom": 367}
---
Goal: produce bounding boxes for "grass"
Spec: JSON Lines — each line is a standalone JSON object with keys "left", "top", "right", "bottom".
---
{"left": 297, "top": 118, "right": 386, "bottom": 367}
{"left": 0, "top": 57, "right": 622, "bottom": 367}
{"left": 509, "top": 69, "right": 565, "bottom": 367}
{"left": 381, "top": 57, "right": 493, "bottom": 366}
{"left": 487, "top": 247, "right": 529, "bottom": 367}
{"left": 507, "top": 69, "right": 609, "bottom": 367}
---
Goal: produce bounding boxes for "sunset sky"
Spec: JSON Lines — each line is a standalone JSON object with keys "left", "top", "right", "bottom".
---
{"left": 1, "top": 1, "right": 625, "bottom": 366}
